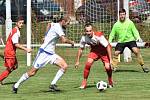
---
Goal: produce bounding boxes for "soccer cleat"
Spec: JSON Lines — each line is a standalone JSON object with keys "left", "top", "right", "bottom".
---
{"left": 12, "top": 85, "right": 18, "bottom": 94}
{"left": 79, "top": 80, "right": 87, "bottom": 89}
{"left": 107, "top": 85, "right": 113, "bottom": 88}
{"left": 49, "top": 84, "right": 60, "bottom": 92}
{"left": 142, "top": 67, "right": 149, "bottom": 73}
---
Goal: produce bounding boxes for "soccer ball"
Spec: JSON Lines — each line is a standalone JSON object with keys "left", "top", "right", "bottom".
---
{"left": 96, "top": 81, "right": 107, "bottom": 91}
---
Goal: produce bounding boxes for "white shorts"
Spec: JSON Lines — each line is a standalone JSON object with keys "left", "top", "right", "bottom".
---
{"left": 32, "top": 50, "right": 62, "bottom": 69}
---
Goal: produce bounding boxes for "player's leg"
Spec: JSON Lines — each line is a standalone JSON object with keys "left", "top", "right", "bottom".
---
{"left": 128, "top": 41, "right": 149, "bottom": 73}
{"left": 12, "top": 51, "right": 47, "bottom": 93}
{"left": 79, "top": 52, "right": 96, "bottom": 89}
{"left": 0, "top": 68, "right": 11, "bottom": 85}
{"left": 12, "top": 67, "right": 39, "bottom": 93}
{"left": 101, "top": 55, "right": 113, "bottom": 87}
{"left": 0, "top": 58, "right": 17, "bottom": 84}
{"left": 104, "top": 62, "right": 113, "bottom": 87}
{"left": 79, "top": 58, "right": 94, "bottom": 89}
{"left": 49, "top": 54, "right": 68, "bottom": 91}
{"left": 112, "top": 43, "right": 124, "bottom": 71}
{"left": 132, "top": 47, "right": 149, "bottom": 73}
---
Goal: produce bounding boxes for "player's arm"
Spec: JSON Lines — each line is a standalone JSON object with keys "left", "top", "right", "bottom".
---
{"left": 60, "top": 35, "right": 74, "bottom": 47}
{"left": 75, "top": 47, "right": 84, "bottom": 68}
{"left": 15, "top": 43, "right": 32, "bottom": 53}
{"left": 109, "top": 25, "right": 116, "bottom": 43}
{"left": 106, "top": 44, "right": 113, "bottom": 64}
{"left": 12, "top": 33, "right": 32, "bottom": 53}
{"left": 75, "top": 36, "right": 85, "bottom": 68}
{"left": 45, "top": 22, "right": 51, "bottom": 33}
{"left": 130, "top": 21, "right": 142, "bottom": 41}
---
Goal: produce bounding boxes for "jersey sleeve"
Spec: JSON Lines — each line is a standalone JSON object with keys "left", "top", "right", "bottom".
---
{"left": 12, "top": 31, "right": 20, "bottom": 44}
{"left": 130, "top": 21, "right": 140, "bottom": 40}
{"left": 97, "top": 35, "right": 109, "bottom": 47}
{"left": 79, "top": 36, "right": 86, "bottom": 48}
{"left": 109, "top": 24, "right": 116, "bottom": 43}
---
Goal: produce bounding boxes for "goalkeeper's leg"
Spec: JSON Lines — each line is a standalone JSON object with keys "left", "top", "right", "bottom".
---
{"left": 112, "top": 51, "right": 120, "bottom": 71}
{"left": 132, "top": 47, "right": 149, "bottom": 73}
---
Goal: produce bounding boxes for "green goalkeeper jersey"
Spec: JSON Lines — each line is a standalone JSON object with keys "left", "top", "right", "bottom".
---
{"left": 109, "top": 18, "right": 140, "bottom": 43}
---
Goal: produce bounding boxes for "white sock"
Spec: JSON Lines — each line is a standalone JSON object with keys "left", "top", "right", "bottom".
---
{"left": 14, "top": 73, "right": 29, "bottom": 88}
{"left": 51, "top": 68, "right": 64, "bottom": 85}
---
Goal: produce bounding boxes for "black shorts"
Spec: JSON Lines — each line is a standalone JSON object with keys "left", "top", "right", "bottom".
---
{"left": 115, "top": 41, "right": 137, "bottom": 54}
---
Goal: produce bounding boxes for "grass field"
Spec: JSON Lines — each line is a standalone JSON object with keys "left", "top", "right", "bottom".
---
{"left": 0, "top": 47, "right": 150, "bottom": 100}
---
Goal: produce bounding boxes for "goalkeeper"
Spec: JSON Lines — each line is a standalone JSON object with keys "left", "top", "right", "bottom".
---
{"left": 109, "top": 8, "right": 149, "bottom": 73}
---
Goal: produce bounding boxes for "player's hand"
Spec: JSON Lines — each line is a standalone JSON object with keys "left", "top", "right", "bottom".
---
{"left": 75, "top": 62, "right": 79, "bottom": 69}
{"left": 137, "top": 38, "right": 143, "bottom": 43}
{"left": 27, "top": 48, "right": 32, "bottom": 53}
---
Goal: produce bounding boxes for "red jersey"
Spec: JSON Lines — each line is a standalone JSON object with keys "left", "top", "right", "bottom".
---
{"left": 79, "top": 32, "right": 109, "bottom": 54}
{"left": 4, "top": 27, "right": 20, "bottom": 58}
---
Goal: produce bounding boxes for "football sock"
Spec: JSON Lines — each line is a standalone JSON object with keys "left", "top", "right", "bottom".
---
{"left": 14, "top": 72, "right": 29, "bottom": 88}
{"left": 83, "top": 62, "right": 92, "bottom": 79}
{"left": 51, "top": 68, "right": 64, "bottom": 85}
{"left": 137, "top": 53, "right": 144, "bottom": 66}
{"left": 106, "top": 68, "right": 113, "bottom": 85}
{"left": 0, "top": 69, "right": 11, "bottom": 81}
{"left": 112, "top": 55, "right": 119, "bottom": 68}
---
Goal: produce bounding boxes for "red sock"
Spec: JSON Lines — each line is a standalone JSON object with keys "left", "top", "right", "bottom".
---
{"left": 105, "top": 67, "right": 113, "bottom": 85}
{"left": 0, "top": 69, "right": 11, "bottom": 81}
{"left": 83, "top": 62, "right": 92, "bottom": 79}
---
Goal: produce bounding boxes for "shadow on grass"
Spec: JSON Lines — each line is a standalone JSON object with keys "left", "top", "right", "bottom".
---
{"left": 113, "top": 69, "right": 141, "bottom": 73}
{"left": 3, "top": 81, "right": 16, "bottom": 85}
{"left": 74, "top": 84, "right": 95, "bottom": 89}
{"left": 86, "top": 84, "right": 96, "bottom": 88}
{"left": 40, "top": 89, "right": 65, "bottom": 93}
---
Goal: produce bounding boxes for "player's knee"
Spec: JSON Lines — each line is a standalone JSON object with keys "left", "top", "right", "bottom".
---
{"left": 62, "top": 63, "right": 68, "bottom": 70}
{"left": 114, "top": 52, "right": 119, "bottom": 56}
{"left": 133, "top": 50, "right": 140, "bottom": 55}
{"left": 104, "top": 63, "right": 111, "bottom": 70}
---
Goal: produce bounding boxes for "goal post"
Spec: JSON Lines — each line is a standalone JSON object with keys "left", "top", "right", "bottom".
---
{"left": 27, "top": 0, "right": 31, "bottom": 66}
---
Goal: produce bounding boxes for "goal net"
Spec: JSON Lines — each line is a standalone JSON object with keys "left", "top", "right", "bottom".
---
{"left": 30, "top": 0, "right": 118, "bottom": 65}
{"left": 5, "top": 0, "right": 147, "bottom": 65}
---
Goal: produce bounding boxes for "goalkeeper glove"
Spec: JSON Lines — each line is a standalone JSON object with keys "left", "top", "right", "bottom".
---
{"left": 137, "top": 38, "right": 143, "bottom": 43}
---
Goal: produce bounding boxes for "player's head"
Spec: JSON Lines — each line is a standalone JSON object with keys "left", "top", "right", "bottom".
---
{"left": 16, "top": 16, "right": 24, "bottom": 29}
{"left": 58, "top": 16, "right": 71, "bottom": 28}
{"left": 84, "top": 23, "right": 93, "bottom": 38}
{"left": 119, "top": 8, "right": 126, "bottom": 22}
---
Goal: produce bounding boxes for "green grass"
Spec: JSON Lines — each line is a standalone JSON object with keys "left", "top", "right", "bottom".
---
{"left": 0, "top": 48, "right": 150, "bottom": 100}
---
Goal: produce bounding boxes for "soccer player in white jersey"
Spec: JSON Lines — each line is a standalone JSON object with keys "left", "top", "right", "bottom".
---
{"left": 75, "top": 23, "right": 113, "bottom": 89}
{"left": 12, "top": 16, "right": 74, "bottom": 93}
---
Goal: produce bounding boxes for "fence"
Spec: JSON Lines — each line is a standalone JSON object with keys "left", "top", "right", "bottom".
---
{"left": 0, "top": 0, "right": 150, "bottom": 66}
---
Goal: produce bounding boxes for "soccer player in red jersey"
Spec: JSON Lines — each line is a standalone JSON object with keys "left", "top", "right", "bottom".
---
{"left": 75, "top": 23, "right": 113, "bottom": 89}
{"left": 0, "top": 17, "right": 32, "bottom": 85}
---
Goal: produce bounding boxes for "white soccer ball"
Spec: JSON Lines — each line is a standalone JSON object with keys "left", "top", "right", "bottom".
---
{"left": 96, "top": 81, "right": 107, "bottom": 91}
